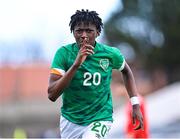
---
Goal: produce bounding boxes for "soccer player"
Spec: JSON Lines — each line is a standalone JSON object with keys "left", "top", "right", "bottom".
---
{"left": 48, "top": 9, "right": 144, "bottom": 138}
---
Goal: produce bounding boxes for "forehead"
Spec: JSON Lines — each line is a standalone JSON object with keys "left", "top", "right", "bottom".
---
{"left": 74, "top": 22, "right": 96, "bottom": 29}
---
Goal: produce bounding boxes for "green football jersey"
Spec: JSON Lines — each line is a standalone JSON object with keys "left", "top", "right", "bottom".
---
{"left": 51, "top": 42, "right": 125, "bottom": 125}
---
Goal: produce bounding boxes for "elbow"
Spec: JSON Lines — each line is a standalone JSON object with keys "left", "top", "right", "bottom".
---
{"left": 48, "top": 94, "right": 57, "bottom": 102}
{"left": 47, "top": 88, "right": 57, "bottom": 102}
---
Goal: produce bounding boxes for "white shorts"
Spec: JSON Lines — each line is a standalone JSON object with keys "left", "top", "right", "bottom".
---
{"left": 60, "top": 116, "right": 112, "bottom": 139}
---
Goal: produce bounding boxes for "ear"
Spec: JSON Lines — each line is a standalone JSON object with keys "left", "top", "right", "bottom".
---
{"left": 96, "top": 31, "right": 100, "bottom": 37}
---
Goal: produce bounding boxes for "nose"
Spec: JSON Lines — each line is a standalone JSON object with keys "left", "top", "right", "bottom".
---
{"left": 81, "top": 30, "right": 88, "bottom": 38}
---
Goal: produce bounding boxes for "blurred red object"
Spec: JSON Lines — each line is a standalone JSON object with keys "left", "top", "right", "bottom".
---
{"left": 125, "top": 95, "right": 149, "bottom": 138}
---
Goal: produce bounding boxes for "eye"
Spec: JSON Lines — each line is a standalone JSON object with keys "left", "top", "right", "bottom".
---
{"left": 75, "top": 29, "right": 83, "bottom": 34}
{"left": 86, "top": 29, "right": 93, "bottom": 33}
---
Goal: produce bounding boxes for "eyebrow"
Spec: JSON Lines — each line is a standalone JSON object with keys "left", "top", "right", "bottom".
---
{"left": 75, "top": 27, "right": 95, "bottom": 31}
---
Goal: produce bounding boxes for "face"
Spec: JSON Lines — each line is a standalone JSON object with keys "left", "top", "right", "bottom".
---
{"left": 73, "top": 22, "right": 99, "bottom": 47}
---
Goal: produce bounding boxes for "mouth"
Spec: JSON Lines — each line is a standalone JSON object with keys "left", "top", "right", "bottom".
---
{"left": 79, "top": 38, "right": 89, "bottom": 46}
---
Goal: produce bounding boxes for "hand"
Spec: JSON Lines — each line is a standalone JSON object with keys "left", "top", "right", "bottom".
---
{"left": 132, "top": 104, "right": 144, "bottom": 130}
{"left": 74, "top": 38, "right": 94, "bottom": 67}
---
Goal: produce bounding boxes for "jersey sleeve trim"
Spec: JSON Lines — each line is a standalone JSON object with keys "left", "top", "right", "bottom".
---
{"left": 118, "top": 59, "right": 125, "bottom": 71}
{"left": 50, "top": 68, "right": 65, "bottom": 76}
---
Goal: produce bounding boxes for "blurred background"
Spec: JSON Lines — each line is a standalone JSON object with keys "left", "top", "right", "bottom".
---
{"left": 0, "top": 0, "right": 180, "bottom": 138}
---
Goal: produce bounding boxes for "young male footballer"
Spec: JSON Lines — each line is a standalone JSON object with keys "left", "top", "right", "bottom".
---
{"left": 48, "top": 9, "right": 144, "bottom": 138}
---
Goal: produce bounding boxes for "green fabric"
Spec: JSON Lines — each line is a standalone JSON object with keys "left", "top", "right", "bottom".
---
{"left": 51, "top": 42, "right": 125, "bottom": 125}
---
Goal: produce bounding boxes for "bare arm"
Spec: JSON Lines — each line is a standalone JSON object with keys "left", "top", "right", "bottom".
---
{"left": 121, "top": 62, "right": 138, "bottom": 98}
{"left": 121, "top": 62, "right": 144, "bottom": 130}
{"left": 48, "top": 64, "right": 79, "bottom": 102}
{"left": 47, "top": 40, "right": 94, "bottom": 102}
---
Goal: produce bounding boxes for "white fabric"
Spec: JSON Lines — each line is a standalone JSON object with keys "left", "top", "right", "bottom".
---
{"left": 60, "top": 116, "right": 112, "bottom": 139}
{"left": 118, "top": 59, "right": 125, "bottom": 71}
{"left": 130, "top": 96, "right": 140, "bottom": 105}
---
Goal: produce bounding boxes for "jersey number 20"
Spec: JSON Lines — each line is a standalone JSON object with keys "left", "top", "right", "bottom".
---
{"left": 83, "top": 72, "right": 101, "bottom": 86}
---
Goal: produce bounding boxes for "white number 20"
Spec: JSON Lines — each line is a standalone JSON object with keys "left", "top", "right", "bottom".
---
{"left": 83, "top": 72, "right": 101, "bottom": 86}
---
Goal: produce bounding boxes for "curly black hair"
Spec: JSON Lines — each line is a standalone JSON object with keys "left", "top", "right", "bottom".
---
{"left": 69, "top": 9, "right": 103, "bottom": 33}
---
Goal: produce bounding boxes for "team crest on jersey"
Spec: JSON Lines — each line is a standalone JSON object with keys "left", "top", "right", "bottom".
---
{"left": 100, "top": 59, "right": 109, "bottom": 71}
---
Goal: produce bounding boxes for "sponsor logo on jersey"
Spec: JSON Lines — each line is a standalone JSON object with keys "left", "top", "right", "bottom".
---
{"left": 100, "top": 59, "right": 109, "bottom": 71}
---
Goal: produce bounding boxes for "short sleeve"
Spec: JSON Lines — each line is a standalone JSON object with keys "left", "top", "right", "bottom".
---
{"left": 111, "top": 47, "right": 125, "bottom": 71}
{"left": 50, "top": 47, "right": 66, "bottom": 76}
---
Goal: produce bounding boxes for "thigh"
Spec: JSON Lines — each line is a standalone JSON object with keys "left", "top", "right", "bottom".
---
{"left": 82, "top": 121, "right": 112, "bottom": 139}
{"left": 60, "top": 116, "right": 86, "bottom": 138}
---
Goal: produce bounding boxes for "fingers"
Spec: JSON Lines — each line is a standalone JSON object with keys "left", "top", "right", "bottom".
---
{"left": 134, "top": 123, "right": 142, "bottom": 130}
{"left": 132, "top": 114, "right": 144, "bottom": 131}
{"left": 81, "top": 44, "right": 94, "bottom": 55}
{"left": 81, "top": 38, "right": 94, "bottom": 52}
{"left": 82, "top": 38, "right": 88, "bottom": 47}
{"left": 85, "top": 44, "right": 94, "bottom": 50}
{"left": 132, "top": 116, "right": 136, "bottom": 125}
{"left": 134, "top": 121, "right": 144, "bottom": 130}
{"left": 133, "top": 118, "right": 144, "bottom": 131}
{"left": 86, "top": 46, "right": 94, "bottom": 55}
{"left": 81, "top": 49, "right": 94, "bottom": 56}
{"left": 139, "top": 117, "right": 144, "bottom": 131}
{"left": 83, "top": 38, "right": 88, "bottom": 44}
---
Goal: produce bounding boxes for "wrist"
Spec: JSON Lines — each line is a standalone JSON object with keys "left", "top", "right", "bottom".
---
{"left": 130, "top": 96, "right": 140, "bottom": 105}
{"left": 132, "top": 104, "right": 140, "bottom": 110}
